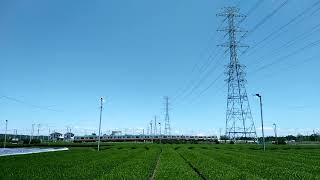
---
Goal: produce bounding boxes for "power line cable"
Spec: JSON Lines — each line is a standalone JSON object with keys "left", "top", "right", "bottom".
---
{"left": 172, "top": 21, "right": 226, "bottom": 103}
{"left": 251, "top": 39, "right": 320, "bottom": 73}
{"left": 173, "top": 52, "right": 226, "bottom": 105}
{"left": 242, "top": 0, "right": 320, "bottom": 56}
{"left": 240, "top": 0, "right": 265, "bottom": 24}
{"left": 187, "top": 73, "right": 225, "bottom": 105}
{"left": 0, "top": 95, "right": 62, "bottom": 112}
{"left": 249, "top": 22, "right": 320, "bottom": 68}
{"left": 246, "top": 0, "right": 265, "bottom": 17}
{"left": 241, "top": 0, "right": 290, "bottom": 40}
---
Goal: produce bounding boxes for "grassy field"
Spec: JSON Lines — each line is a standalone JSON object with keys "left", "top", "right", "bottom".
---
{"left": 1, "top": 143, "right": 320, "bottom": 179}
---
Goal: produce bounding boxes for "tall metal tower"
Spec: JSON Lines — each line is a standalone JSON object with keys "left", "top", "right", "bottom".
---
{"left": 164, "top": 96, "right": 171, "bottom": 135}
{"left": 217, "top": 7, "right": 257, "bottom": 141}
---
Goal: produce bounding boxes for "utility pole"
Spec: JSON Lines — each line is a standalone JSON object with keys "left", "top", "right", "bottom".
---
{"left": 29, "top": 124, "right": 35, "bottom": 145}
{"left": 164, "top": 96, "right": 171, "bottom": 135}
{"left": 97, "top": 97, "right": 104, "bottom": 151}
{"left": 3, "top": 120, "right": 8, "bottom": 148}
{"left": 256, "top": 94, "right": 265, "bottom": 151}
{"left": 159, "top": 122, "right": 162, "bottom": 144}
{"left": 154, "top": 116, "right": 157, "bottom": 135}
{"left": 37, "top": 124, "right": 40, "bottom": 140}
{"left": 217, "top": 7, "right": 257, "bottom": 141}
{"left": 48, "top": 128, "right": 51, "bottom": 142}
{"left": 273, "top": 123, "right": 278, "bottom": 144}
{"left": 150, "top": 120, "right": 153, "bottom": 143}
{"left": 13, "top": 129, "right": 17, "bottom": 140}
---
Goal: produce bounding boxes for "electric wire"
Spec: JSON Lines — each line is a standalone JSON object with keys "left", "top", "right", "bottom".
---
{"left": 242, "top": 0, "right": 320, "bottom": 56}
{"left": 171, "top": 19, "right": 226, "bottom": 104}
{"left": 250, "top": 22, "right": 320, "bottom": 68}
{"left": 241, "top": 0, "right": 290, "bottom": 40}
{"left": 0, "top": 95, "right": 62, "bottom": 112}
{"left": 251, "top": 39, "right": 320, "bottom": 73}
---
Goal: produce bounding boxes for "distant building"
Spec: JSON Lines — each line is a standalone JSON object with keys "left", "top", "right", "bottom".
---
{"left": 111, "top": 131, "right": 122, "bottom": 136}
{"left": 64, "top": 132, "right": 75, "bottom": 141}
{"left": 50, "top": 132, "right": 63, "bottom": 141}
{"left": 11, "top": 138, "right": 19, "bottom": 143}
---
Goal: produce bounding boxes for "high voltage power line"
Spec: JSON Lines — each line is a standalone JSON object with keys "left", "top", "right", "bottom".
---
{"left": 171, "top": 26, "right": 226, "bottom": 104}
{"left": 250, "top": 55, "right": 317, "bottom": 82}
{"left": 241, "top": 0, "right": 290, "bottom": 40}
{"left": 249, "top": 22, "right": 320, "bottom": 68}
{"left": 244, "top": 0, "right": 265, "bottom": 18}
{"left": 172, "top": 50, "right": 224, "bottom": 105}
{"left": 0, "top": 95, "right": 62, "bottom": 112}
{"left": 242, "top": 0, "right": 320, "bottom": 57}
{"left": 187, "top": 73, "right": 225, "bottom": 105}
{"left": 251, "top": 39, "right": 320, "bottom": 73}
{"left": 233, "top": 0, "right": 320, "bottom": 78}
{"left": 174, "top": 52, "right": 226, "bottom": 105}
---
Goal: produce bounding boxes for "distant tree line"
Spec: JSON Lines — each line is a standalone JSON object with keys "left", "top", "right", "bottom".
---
{"left": 220, "top": 133, "right": 320, "bottom": 144}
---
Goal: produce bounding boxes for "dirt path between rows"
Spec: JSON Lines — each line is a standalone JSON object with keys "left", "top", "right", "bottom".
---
{"left": 149, "top": 148, "right": 162, "bottom": 180}
{"left": 177, "top": 150, "right": 207, "bottom": 180}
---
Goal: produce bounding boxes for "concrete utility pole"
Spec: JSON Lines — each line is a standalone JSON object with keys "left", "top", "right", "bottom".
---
{"left": 97, "top": 97, "right": 104, "bottom": 151}
{"left": 154, "top": 116, "right": 157, "bottom": 135}
{"left": 29, "top": 124, "right": 35, "bottom": 145}
{"left": 48, "top": 128, "right": 51, "bottom": 142}
{"left": 256, "top": 94, "right": 265, "bottom": 151}
{"left": 150, "top": 121, "right": 153, "bottom": 135}
{"left": 273, "top": 123, "right": 278, "bottom": 144}
{"left": 159, "top": 122, "right": 162, "bottom": 144}
{"left": 37, "top": 124, "right": 40, "bottom": 139}
{"left": 4, "top": 120, "right": 8, "bottom": 148}
{"left": 13, "top": 129, "right": 17, "bottom": 140}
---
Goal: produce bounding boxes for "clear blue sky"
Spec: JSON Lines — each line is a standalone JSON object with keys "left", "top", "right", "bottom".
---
{"left": 0, "top": 0, "right": 319, "bottom": 136}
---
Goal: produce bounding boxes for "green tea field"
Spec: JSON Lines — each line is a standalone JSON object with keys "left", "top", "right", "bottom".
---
{"left": 1, "top": 144, "right": 320, "bottom": 179}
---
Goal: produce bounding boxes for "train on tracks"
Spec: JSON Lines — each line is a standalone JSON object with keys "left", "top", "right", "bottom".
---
{"left": 74, "top": 134, "right": 217, "bottom": 142}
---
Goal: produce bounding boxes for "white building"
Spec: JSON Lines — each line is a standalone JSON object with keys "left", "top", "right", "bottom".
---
{"left": 50, "top": 132, "right": 63, "bottom": 141}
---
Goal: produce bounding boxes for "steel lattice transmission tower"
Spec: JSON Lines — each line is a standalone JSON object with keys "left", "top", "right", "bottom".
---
{"left": 217, "top": 7, "right": 257, "bottom": 141}
{"left": 164, "top": 96, "right": 171, "bottom": 135}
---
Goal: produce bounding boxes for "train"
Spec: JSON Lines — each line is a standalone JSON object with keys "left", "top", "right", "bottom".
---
{"left": 74, "top": 134, "right": 218, "bottom": 142}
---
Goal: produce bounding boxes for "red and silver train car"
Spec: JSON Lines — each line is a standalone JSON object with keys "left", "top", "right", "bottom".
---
{"left": 74, "top": 135, "right": 217, "bottom": 142}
